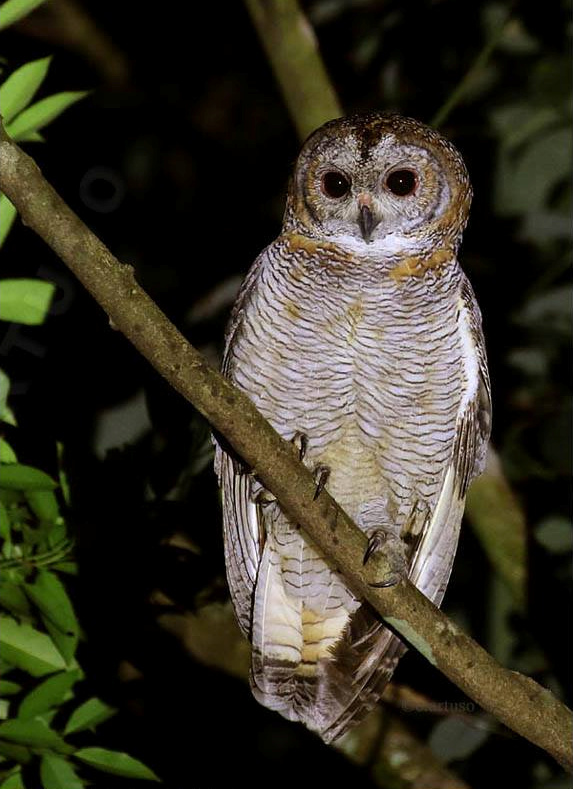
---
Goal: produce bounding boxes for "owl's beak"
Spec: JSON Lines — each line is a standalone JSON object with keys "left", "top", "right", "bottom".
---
{"left": 358, "top": 204, "right": 375, "bottom": 243}
{"left": 358, "top": 195, "right": 379, "bottom": 244}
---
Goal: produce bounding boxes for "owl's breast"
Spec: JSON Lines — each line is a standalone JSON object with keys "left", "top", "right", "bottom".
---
{"left": 228, "top": 248, "right": 464, "bottom": 516}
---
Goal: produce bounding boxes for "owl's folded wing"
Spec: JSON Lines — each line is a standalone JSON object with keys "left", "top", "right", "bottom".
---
{"left": 214, "top": 447, "right": 262, "bottom": 638}
{"left": 409, "top": 274, "right": 491, "bottom": 602}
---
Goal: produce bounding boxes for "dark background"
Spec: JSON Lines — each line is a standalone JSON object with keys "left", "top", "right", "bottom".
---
{"left": 1, "top": 1, "right": 571, "bottom": 787}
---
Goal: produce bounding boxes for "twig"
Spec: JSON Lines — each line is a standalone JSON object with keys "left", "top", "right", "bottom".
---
{"left": 17, "top": 0, "right": 130, "bottom": 87}
{"left": 0, "top": 126, "right": 570, "bottom": 770}
{"left": 244, "top": 0, "right": 342, "bottom": 140}
{"left": 431, "top": 6, "right": 513, "bottom": 128}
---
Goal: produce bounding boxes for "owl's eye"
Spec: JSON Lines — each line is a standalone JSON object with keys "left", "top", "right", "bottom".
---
{"left": 321, "top": 171, "right": 351, "bottom": 199}
{"left": 385, "top": 169, "right": 418, "bottom": 197}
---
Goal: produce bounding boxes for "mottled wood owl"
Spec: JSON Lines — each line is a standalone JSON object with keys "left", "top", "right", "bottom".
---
{"left": 214, "top": 112, "right": 491, "bottom": 742}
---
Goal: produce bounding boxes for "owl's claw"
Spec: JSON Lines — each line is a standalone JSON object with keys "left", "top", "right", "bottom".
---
{"left": 313, "top": 464, "right": 330, "bottom": 501}
{"left": 291, "top": 431, "right": 308, "bottom": 461}
{"left": 363, "top": 528, "right": 407, "bottom": 588}
{"left": 363, "top": 530, "right": 386, "bottom": 565}
{"left": 255, "top": 488, "right": 277, "bottom": 507}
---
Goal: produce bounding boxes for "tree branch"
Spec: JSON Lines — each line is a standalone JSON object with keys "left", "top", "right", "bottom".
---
{"left": 244, "top": 0, "right": 342, "bottom": 140}
{"left": 0, "top": 127, "right": 570, "bottom": 770}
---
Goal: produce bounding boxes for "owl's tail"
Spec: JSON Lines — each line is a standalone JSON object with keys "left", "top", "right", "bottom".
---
{"left": 249, "top": 533, "right": 350, "bottom": 727}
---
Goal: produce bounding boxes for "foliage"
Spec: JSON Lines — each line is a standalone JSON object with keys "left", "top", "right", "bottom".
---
{"left": 0, "top": 8, "right": 160, "bottom": 786}
{"left": 0, "top": 384, "right": 161, "bottom": 788}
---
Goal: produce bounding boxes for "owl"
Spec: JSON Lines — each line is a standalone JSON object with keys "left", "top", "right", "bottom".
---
{"left": 214, "top": 112, "right": 491, "bottom": 743}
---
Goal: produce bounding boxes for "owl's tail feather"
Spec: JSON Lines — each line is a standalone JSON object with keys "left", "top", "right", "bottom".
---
{"left": 250, "top": 536, "right": 305, "bottom": 720}
{"left": 250, "top": 535, "right": 354, "bottom": 727}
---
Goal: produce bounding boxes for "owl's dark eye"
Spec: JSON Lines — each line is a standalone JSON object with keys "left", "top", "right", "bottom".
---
{"left": 385, "top": 169, "right": 418, "bottom": 196}
{"left": 321, "top": 171, "right": 351, "bottom": 198}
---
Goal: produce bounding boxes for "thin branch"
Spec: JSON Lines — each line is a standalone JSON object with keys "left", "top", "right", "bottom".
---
{"left": 0, "top": 128, "right": 570, "bottom": 770}
{"left": 244, "top": 0, "right": 342, "bottom": 140}
{"left": 431, "top": 5, "right": 513, "bottom": 128}
{"left": 17, "top": 0, "right": 130, "bottom": 87}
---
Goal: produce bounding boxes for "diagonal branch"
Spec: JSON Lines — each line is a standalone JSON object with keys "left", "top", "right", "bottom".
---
{"left": 0, "top": 126, "right": 571, "bottom": 770}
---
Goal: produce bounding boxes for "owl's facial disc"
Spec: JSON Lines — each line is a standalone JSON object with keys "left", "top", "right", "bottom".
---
{"left": 287, "top": 113, "right": 472, "bottom": 256}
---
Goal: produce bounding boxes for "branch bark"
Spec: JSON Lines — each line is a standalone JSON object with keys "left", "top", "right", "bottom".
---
{"left": 0, "top": 128, "right": 571, "bottom": 770}
{"left": 244, "top": 0, "right": 342, "bottom": 139}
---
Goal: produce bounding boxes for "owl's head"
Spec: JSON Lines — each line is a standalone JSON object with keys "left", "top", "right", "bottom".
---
{"left": 284, "top": 113, "right": 472, "bottom": 257}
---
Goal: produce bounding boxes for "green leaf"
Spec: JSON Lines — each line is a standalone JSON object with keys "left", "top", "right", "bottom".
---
{"left": 0, "top": 697, "right": 9, "bottom": 719}
{"left": 0, "top": 770, "right": 26, "bottom": 789}
{"left": 0, "top": 369, "right": 17, "bottom": 427}
{"left": 0, "top": 465, "right": 57, "bottom": 491}
{"left": 0, "top": 679, "right": 22, "bottom": 696}
{"left": 24, "top": 571, "right": 79, "bottom": 665}
{"left": 56, "top": 444, "right": 70, "bottom": 507}
{"left": 0, "top": 500, "right": 10, "bottom": 539}
{"left": 0, "top": 438, "right": 18, "bottom": 464}
{"left": 0, "top": 616, "right": 66, "bottom": 676}
{"left": 0, "top": 0, "right": 48, "bottom": 30}
{"left": 64, "top": 697, "right": 116, "bottom": 735}
{"left": 19, "top": 669, "right": 81, "bottom": 719}
{"left": 0, "top": 279, "right": 55, "bottom": 325}
{"left": 74, "top": 748, "right": 160, "bottom": 781}
{"left": 0, "top": 740, "right": 31, "bottom": 763}
{"left": 25, "top": 490, "right": 60, "bottom": 523}
{"left": 6, "top": 91, "right": 88, "bottom": 140}
{"left": 0, "top": 57, "right": 52, "bottom": 123}
{"left": 535, "top": 517, "right": 572, "bottom": 554}
{"left": 16, "top": 129, "right": 46, "bottom": 143}
{"left": 0, "top": 581, "right": 32, "bottom": 618}
{"left": 40, "top": 753, "right": 83, "bottom": 789}
{"left": 429, "top": 715, "right": 489, "bottom": 763}
{"left": 51, "top": 561, "right": 77, "bottom": 576}
{"left": 0, "top": 718, "right": 70, "bottom": 752}
{"left": 0, "top": 194, "right": 18, "bottom": 249}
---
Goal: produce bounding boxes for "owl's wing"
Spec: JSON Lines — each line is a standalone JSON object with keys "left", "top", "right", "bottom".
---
{"left": 213, "top": 250, "right": 270, "bottom": 637}
{"left": 319, "top": 277, "right": 491, "bottom": 742}
{"left": 409, "top": 275, "right": 491, "bottom": 602}
{"left": 215, "top": 451, "right": 262, "bottom": 637}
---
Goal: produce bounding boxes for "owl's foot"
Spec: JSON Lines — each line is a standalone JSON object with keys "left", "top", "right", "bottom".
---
{"left": 312, "top": 464, "right": 330, "bottom": 501}
{"left": 250, "top": 478, "right": 276, "bottom": 507}
{"left": 290, "top": 432, "right": 330, "bottom": 500}
{"left": 291, "top": 431, "right": 308, "bottom": 461}
{"left": 363, "top": 528, "right": 407, "bottom": 588}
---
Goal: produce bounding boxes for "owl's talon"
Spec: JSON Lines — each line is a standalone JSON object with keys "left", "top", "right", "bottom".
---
{"left": 363, "top": 530, "right": 387, "bottom": 565}
{"left": 255, "top": 489, "right": 277, "bottom": 507}
{"left": 250, "top": 478, "right": 276, "bottom": 507}
{"left": 291, "top": 431, "right": 308, "bottom": 461}
{"left": 313, "top": 464, "right": 330, "bottom": 501}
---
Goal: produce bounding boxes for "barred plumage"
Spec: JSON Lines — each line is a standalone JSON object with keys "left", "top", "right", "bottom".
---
{"left": 214, "top": 113, "right": 491, "bottom": 742}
